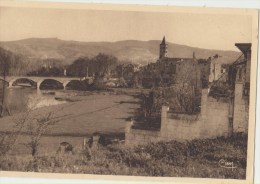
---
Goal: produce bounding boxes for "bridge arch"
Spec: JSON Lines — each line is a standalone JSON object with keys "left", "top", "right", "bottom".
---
{"left": 38, "top": 79, "right": 64, "bottom": 90}
{"left": 64, "top": 79, "right": 86, "bottom": 90}
{"left": 9, "top": 78, "right": 37, "bottom": 88}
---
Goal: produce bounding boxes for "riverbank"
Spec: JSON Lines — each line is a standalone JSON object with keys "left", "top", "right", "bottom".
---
{"left": 0, "top": 88, "right": 140, "bottom": 131}
{"left": 0, "top": 88, "right": 248, "bottom": 179}
{"left": 0, "top": 88, "right": 140, "bottom": 154}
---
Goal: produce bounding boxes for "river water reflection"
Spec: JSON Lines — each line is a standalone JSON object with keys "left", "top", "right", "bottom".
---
{"left": 1, "top": 86, "right": 67, "bottom": 115}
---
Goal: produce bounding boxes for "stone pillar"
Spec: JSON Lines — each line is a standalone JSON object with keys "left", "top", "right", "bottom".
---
{"left": 8, "top": 81, "right": 13, "bottom": 88}
{"left": 92, "top": 135, "right": 100, "bottom": 150}
{"left": 82, "top": 137, "right": 87, "bottom": 149}
{"left": 228, "top": 93, "right": 234, "bottom": 136}
{"left": 233, "top": 82, "right": 248, "bottom": 133}
{"left": 8, "top": 79, "right": 16, "bottom": 88}
{"left": 125, "top": 120, "right": 133, "bottom": 133}
{"left": 37, "top": 82, "right": 41, "bottom": 90}
{"left": 160, "top": 106, "right": 169, "bottom": 137}
{"left": 200, "top": 89, "right": 209, "bottom": 120}
{"left": 63, "top": 83, "right": 66, "bottom": 90}
{"left": 125, "top": 120, "right": 133, "bottom": 145}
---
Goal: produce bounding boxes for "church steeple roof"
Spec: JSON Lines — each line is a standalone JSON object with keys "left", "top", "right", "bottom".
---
{"left": 161, "top": 36, "right": 166, "bottom": 45}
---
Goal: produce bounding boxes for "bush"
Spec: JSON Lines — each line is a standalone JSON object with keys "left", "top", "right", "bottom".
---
{"left": 0, "top": 133, "right": 247, "bottom": 179}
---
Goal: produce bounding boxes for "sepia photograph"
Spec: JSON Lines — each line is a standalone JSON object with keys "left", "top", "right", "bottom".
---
{"left": 0, "top": 2, "right": 258, "bottom": 183}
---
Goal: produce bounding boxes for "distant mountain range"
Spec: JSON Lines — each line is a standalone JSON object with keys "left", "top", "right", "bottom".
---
{"left": 0, "top": 38, "right": 241, "bottom": 65}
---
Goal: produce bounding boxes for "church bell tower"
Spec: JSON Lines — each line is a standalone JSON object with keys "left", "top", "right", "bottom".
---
{"left": 159, "top": 36, "right": 168, "bottom": 59}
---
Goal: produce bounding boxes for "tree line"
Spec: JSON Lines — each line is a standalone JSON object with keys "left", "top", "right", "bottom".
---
{"left": 66, "top": 53, "right": 118, "bottom": 78}
{"left": 26, "top": 53, "right": 124, "bottom": 79}
{"left": 0, "top": 47, "right": 121, "bottom": 78}
{"left": 26, "top": 53, "right": 141, "bottom": 88}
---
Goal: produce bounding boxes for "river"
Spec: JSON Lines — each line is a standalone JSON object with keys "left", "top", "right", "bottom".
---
{"left": 0, "top": 86, "right": 67, "bottom": 116}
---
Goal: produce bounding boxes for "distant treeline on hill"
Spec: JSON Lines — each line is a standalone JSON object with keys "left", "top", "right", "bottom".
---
{"left": 26, "top": 53, "right": 129, "bottom": 78}
{"left": 0, "top": 47, "right": 29, "bottom": 76}
{"left": 0, "top": 47, "right": 66, "bottom": 76}
{"left": 0, "top": 47, "right": 131, "bottom": 78}
{"left": 0, "top": 47, "right": 142, "bottom": 89}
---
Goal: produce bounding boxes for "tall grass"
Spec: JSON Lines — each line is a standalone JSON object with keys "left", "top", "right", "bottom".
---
{"left": 0, "top": 133, "right": 247, "bottom": 179}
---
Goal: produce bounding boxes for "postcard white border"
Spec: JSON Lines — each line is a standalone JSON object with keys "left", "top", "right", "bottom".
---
{"left": 0, "top": 1, "right": 258, "bottom": 184}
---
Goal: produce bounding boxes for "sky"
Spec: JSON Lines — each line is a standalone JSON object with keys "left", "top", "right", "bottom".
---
{"left": 0, "top": 6, "right": 252, "bottom": 51}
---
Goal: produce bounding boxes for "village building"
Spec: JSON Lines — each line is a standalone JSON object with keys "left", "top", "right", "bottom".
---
{"left": 125, "top": 41, "right": 251, "bottom": 145}
{"left": 140, "top": 37, "right": 210, "bottom": 89}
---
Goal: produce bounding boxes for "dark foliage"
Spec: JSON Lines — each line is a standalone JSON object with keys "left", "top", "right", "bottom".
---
{"left": 27, "top": 66, "right": 64, "bottom": 77}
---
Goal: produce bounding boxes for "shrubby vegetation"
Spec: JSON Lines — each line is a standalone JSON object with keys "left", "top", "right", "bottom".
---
{"left": 134, "top": 85, "right": 201, "bottom": 130}
{"left": 0, "top": 48, "right": 64, "bottom": 76}
{"left": 0, "top": 133, "right": 247, "bottom": 179}
{"left": 0, "top": 47, "right": 29, "bottom": 76}
{"left": 25, "top": 53, "right": 122, "bottom": 80}
{"left": 66, "top": 53, "right": 118, "bottom": 78}
{"left": 27, "top": 66, "right": 64, "bottom": 77}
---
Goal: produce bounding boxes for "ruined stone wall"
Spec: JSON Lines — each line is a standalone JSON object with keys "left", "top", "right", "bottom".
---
{"left": 160, "top": 89, "right": 230, "bottom": 141}
{"left": 160, "top": 109, "right": 202, "bottom": 141}
{"left": 200, "top": 90, "right": 230, "bottom": 137}
{"left": 125, "top": 121, "right": 161, "bottom": 145}
{"left": 233, "top": 82, "right": 249, "bottom": 132}
{"left": 125, "top": 86, "right": 248, "bottom": 145}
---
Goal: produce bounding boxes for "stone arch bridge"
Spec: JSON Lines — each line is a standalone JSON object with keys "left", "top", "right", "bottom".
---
{"left": 0, "top": 76, "right": 93, "bottom": 90}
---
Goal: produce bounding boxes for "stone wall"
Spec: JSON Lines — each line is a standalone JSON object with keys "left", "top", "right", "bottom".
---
{"left": 125, "top": 86, "right": 248, "bottom": 145}
{"left": 200, "top": 89, "right": 231, "bottom": 137}
{"left": 125, "top": 121, "right": 161, "bottom": 145}
{"left": 160, "top": 89, "right": 230, "bottom": 141}
{"left": 246, "top": 49, "right": 251, "bottom": 83}
{"left": 233, "top": 82, "right": 249, "bottom": 132}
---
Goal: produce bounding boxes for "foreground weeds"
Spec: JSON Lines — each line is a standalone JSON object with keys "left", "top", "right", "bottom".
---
{"left": 0, "top": 133, "right": 247, "bottom": 179}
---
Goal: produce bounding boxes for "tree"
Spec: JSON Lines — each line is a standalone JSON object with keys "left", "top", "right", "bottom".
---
{"left": 0, "top": 109, "right": 30, "bottom": 155}
{"left": 92, "top": 53, "right": 118, "bottom": 77}
{"left": 67, "top": 57, "right": 90, "bottom": 79}
{"left": 67, "top": 53, "right": 118, "bottom": 80}
{"left": 117, "top": 77, "right": 128, "bottom": 87}
{"left": 0, "top": 94, "right": 66, "bottom": 156}
{"left": 25, "top": 111, "right": 59, "bottom": 156}
{"left": 138, "top": 90, "right": 165, "bottom": 128}
{"left": 174, "top": 62, "right": 201, "bottom": 114}
{"left": 175, "top": 85, "right": 199, "bottom": 114}
{"left": 0, "top": 48, "right": 12, "bottom": 117}
{"left": 140, "top": 91, "right": 155, "bottom": 121}
{"left": 92, "top": 72, "right": 106, "bottom": 90}
{"left": 90, "top": 53, "right": 119, "bottom": 90}
{"left": 115, "top": 64, "right": 124, "bottom": 78}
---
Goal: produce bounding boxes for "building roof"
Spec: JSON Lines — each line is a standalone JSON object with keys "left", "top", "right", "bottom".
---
{"left": 235, "top": 43, "right": 251, "bottom": 56}
{"left": 210, "top": 55, "right": 240, "bottom": 65}
{"left": 159, "top": 57, "right": 194, "bottom": 63}
{"left": 161, "top": 36, "right": 166, "bottom": 45}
